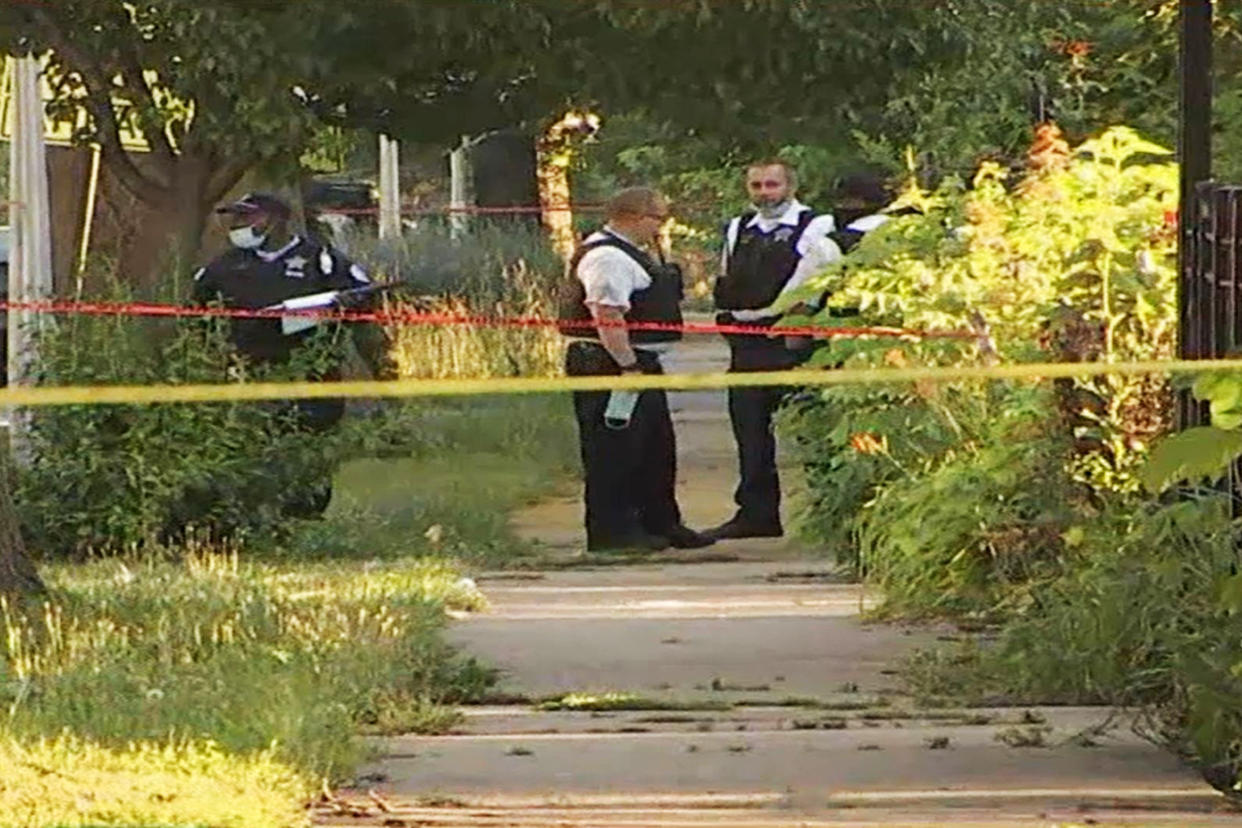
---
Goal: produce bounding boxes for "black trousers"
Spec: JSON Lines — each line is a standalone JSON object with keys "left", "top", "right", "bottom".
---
{"left": 724, "top": 335, "right": 802, "bottom": 526}
{"left": 566, "top": 341, "right": 681, "bottom": 549}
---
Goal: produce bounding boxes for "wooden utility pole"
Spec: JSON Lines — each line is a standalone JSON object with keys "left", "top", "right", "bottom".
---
{"left": 1, "top": 54, "right": 48, "bottom": 599}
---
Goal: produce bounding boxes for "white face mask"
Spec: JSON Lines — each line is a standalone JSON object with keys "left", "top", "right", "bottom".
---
{"left": 228, "top": 224, "right": 268, "bottom": 250}
{"left": 753, "top": 199, "right": 792, "bottom": 220}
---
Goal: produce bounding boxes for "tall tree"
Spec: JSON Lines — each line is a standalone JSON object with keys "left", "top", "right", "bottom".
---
{"left": 1, "top": 1, "right": 326, "bottom": 285}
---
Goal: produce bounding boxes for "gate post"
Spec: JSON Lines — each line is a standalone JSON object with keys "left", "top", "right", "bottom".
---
{"left": 1177, "top": 0, "right": 1214, "bottom": 427}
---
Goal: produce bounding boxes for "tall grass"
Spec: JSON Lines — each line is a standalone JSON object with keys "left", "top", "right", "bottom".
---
{"left": 348, "top": 222, "right": 566, "bottom": 380}
{"left": 2, "top": 545, "right": 488, "bottom": 761}
{"left": 387, "top": 262, "right": 564, "bottom": 380}
{"left": 1, "top": 735, "right": 308, "bottom": 828}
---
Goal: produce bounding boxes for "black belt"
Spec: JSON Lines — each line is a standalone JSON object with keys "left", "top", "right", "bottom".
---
{"left": 569, "top": 340, "right": 661, "bottom": 359}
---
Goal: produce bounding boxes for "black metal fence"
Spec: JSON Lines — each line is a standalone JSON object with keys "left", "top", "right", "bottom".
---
{"left": 1181, "top": 182, "right": 1242, "bottom": 428}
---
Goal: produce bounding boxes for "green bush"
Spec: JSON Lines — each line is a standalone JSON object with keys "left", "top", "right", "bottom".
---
{"left": 17, "top": 300, "right": 356, "bottom": 557}
{"left": 783, "top": 382, "right": 987, "bottom": 567}
{"left": 855, "top": 386, "right": 1076, "bottom": 619}
{"left": 783, "top": 127, "right": 1178, "bottom": 608}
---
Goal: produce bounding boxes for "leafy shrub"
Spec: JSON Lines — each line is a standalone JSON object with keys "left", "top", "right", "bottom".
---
{"left": 783, "top": 380, "right": 990, "bottom": 566}
{"left": 783, "top": 127, "right": 1179, "bottom": 611}
{"left": 16, "top": 287, "right": 358, "bottom": 558}
{"left": 855, "top": 386, "right": 1077, "bottom": 618}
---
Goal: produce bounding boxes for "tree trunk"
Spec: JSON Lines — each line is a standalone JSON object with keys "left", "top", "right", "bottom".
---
{"left": 0, "top": 443, "right": 44, "bottom": 601}
{"left": 90, "top": 153, "right": 245, "bottom": 297}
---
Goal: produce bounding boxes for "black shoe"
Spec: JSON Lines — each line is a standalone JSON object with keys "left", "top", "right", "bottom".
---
{"left": 705, "top": 517, "right": 783, "bottom": 540}
{"left": 663, "top": 525, "right": 716, "bottom": 549}
{"left": 587, "top": 531, "right": 670, "bottom": 554}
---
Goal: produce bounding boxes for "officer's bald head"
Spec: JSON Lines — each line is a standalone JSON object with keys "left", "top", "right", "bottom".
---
{"left": 606, "top": 187, "right": 667, "bottom": 223}
{"left": 605, "top": 187, "right": 669, "bottom": 245}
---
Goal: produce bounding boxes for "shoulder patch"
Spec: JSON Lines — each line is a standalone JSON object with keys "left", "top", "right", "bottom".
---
{"left": 319, "top": 249, "right": 335, "bottom": 275}
{"left": 349, "top": 263, "right": 371, "bottom": 283}
{"left": 192, "top": 266, "right": 206, "bottom": 282}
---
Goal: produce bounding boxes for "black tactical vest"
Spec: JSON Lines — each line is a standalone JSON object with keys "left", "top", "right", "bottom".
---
{"left": 714, "top": 210, "right": 817, "bottom": 314}
{"left": 557, "top": 232, "right": 684, "bottom": 345}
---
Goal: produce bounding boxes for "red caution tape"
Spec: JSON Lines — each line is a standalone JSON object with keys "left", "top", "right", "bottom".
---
{"left": 0, "top": 298, "right": 974, "bottom": 341}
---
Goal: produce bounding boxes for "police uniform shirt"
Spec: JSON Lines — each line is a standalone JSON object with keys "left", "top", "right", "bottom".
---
{"left": 719, "top": 200, "right": 841, "bottom": 321}
{"left": 574, "top": 227, "right": 672, "bottom": 354}
{"left": 192, "top": 235, "right": 370, "bottom": 360}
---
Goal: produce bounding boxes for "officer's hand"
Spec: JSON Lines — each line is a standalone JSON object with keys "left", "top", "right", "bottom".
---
{"left": 333, "top": 291, "right": 369, "bottom": 311}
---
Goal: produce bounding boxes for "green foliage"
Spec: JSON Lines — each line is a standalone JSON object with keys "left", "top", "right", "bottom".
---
{"left": 855, "top": 387, "right": 1075, "bottom": 618}
{"left": 15, "top": 299, "right": 353, "bottom": 557}
{"left": 1144, "top": 372, "right": 1242, "bottom": 492}
{"left": 786, "top": 128, "right": 1178, "bottom": 614}
{"left": 794, "top": 127, "right": 1177, "bottom": 364}
{"left": 782, "top": 382, "right": 988, "bottom": 564}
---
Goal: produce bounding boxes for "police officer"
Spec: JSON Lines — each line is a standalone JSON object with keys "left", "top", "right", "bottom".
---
{"left": 191, "top": 192, "right": 385, "bottom": 517}
{"left": 558, "top": 187, "right": 713, "bottom": 553}
{"left": 828, "top": 172, "right": 920, "bottom": 255}
{"left": 708, "top": 160, "right": 842, "bottom": 540}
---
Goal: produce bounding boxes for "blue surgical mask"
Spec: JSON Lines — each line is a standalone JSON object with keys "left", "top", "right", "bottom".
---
{"left": 228, "top": 225, "right": 268, "bottom": 250}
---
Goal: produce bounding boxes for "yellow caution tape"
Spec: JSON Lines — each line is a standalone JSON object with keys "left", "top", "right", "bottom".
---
{"left": 1, "top": 357, "right": 1241, "bottom": 407}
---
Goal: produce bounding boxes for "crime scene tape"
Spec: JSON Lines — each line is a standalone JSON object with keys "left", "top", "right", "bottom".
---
{"left": 1, "top": 358, "right": 1240, "bottom": 408}
{"left": 0, "top": 298, "right": 976, "bottom": 341}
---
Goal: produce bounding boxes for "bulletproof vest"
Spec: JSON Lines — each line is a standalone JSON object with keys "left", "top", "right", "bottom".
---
{"left": 714, "top": 209, "right": 817, "bottom": 314}
{"left": 194, "top": 238, "right": 358, "bottom": 363}
{"left": 557, "top": 232, "right": 684, "bottom": 345}
{"left": 829, "top": 227, "right": 866, "bottom": 255}
{"left": 830, "top": 206, "right": 921, "bottom": 254}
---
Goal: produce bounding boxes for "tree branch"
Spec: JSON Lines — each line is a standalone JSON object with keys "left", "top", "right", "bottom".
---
{"left": 116, "top": 49, "right": 177, "bottom": 167}
{"left": 25, "top": 6, "right": 170, "bottom": 203}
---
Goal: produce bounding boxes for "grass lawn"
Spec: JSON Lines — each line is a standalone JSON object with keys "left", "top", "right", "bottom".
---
{"left": 0, "top": 395, "right": 576, "bottom": 828}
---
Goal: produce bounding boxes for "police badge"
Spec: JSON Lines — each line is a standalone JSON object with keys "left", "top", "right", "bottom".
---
{"left": 283, "top": 255, "right": 308, "bottom": 279}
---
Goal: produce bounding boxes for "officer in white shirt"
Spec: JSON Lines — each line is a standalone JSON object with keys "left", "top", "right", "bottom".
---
{"left": 708, "top": 160, "right": 842, "bottom": 540}
{"left": 558, "top": 187, "right": 713, "bottom": 553}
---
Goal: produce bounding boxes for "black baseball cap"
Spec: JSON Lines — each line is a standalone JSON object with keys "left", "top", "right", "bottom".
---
{"left": 215, "top": 192, "right": 291, "bottom": 220}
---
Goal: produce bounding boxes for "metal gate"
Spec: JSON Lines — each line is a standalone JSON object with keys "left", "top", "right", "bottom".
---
{"left": 1181, "top": 183, "right": 1242, "bottom": 429}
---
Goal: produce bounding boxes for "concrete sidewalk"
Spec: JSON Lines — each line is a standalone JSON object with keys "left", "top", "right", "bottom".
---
{"left": 319, "top": 336, "right": 1233, "bottom": 827}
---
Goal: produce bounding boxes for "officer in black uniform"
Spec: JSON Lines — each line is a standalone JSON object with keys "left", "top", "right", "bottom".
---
{"left": 191, "top": 191, "right": 386, "bottom": 517}
{"left": 827, "top": 172, "right": 921, "bottom": 255}
{"left": 558, "top": 187, "right": 713, "bottom": 553}
{"left": 708, "top": 160, "right": 842, "bottom": 540}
